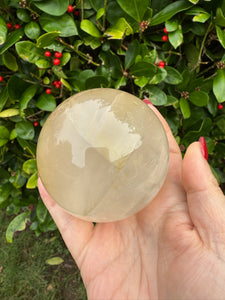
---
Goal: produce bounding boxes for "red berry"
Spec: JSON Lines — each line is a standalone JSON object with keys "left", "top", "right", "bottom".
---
{"left": 218, "top": 104, "right": 223, "bottom": 110}
{"left": 163, "top": 27, "right": 168, "bottom": 34}
{"left": 55, "top": 52, "right": 62, "bottom": 58}
{"left": 0, "top": 76, "right": 3, "bottom": 82}
{"left": 46, "top": 88, "right": 52, "bottom": 94}
{"left": 67, "top": 5, "right": 74, "bottom": 13}
{"left": 74, "top": 10, "right": 79, "bottom": 16}
{"left": 14, "top": 24, "right": 21, "bottom": 30}
{"left": 162, "top": 35, "right": 168, "bottom": 42}
{"left": 34, "top": 122, "right": 39, "bottom": 127}
{"left": 53, "top": 58, "right": 60, "bottom": 65}
{"left": 158, "top": 61, "right": 165, "bottom": 68}
{"left": 7, "top": 23, "right": 13, "bottom": 29}
{"left": 45, "top": 51, "right": 51, "bottom": 57}
{"left": 52, "top": 80, "right": 58, "bottom": 86}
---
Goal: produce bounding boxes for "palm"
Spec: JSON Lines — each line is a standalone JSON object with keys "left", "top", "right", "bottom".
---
{"left": 38, "top": 106, "right": 225, "bottom": 300}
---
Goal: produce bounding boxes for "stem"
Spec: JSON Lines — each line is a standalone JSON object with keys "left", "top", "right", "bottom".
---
{"left": 102, "top": 0, "right": 108, "bottom": 31}
{"left": 192, "top": 22, "right": 213, "bottom": 71}
{"left": 81, "top": 0, "right": 84, "bottom": 21}
{"left": 58, "top": 38, "right": 100, "bottom": 66}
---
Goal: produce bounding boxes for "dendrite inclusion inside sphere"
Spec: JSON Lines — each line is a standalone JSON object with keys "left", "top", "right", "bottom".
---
{"left": 37, "top": 88, "right": 169, "bottom": 222}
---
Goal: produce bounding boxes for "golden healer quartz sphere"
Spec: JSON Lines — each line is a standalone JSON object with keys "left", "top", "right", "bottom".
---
{"left": 37, "top": 88, "right": 169, "bottom": 222}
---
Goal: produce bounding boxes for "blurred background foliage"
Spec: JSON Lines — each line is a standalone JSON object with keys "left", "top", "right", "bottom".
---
{"left": 0, "top": 0, "right": 225, "bottom": 241}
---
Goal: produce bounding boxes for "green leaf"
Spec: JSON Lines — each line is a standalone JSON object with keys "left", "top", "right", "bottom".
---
{"left": 216, "top": 26, "right": 225, "bottom": 49}
{"left": 193, "top": 12, "right": 210, "bottom": 23}
{"left": 215, "top": 7, "right": 225, "bottom": 27}
{"left": 168, "top": 25, "right": 183, "bottom": 49}
{"left": 17, "top": 8, "right": 31, "bottom": 23}
{"left": 0, "top": 125, "right": 9, "bottom": 139}
{"left": 36, "top": 199, "right": 47, "bottom": 223}
{"left": 23, "top": 159, "right": 37, "bottom": 175}
{"left": 134, "top": 76, "right": 149, "bottom": 87}
{"left": 182, "top": 117, "right": 212, "bottom": 146}
{"left": 164, "top": 66, "right": 183, "bottom": 84}
{"left": 15, "top": 121, "right": 35, "bottom": 140}
{"left": 0, "top": 182, "right": 12, "bottom": 206}
{"left": 39, "top": 14, "right": 78, "bottom": 37}
{"left": 8, "top": 75, "right": 30, "bottom": 100}
{"left": 146, "top": 86, "right": 167, "bottom": 105}
{"left": 189, "top": 91, "right": 209, "bottom": 107}
{"left": 184, "top": 43, "right": 199, "bottom": 69}
{"left": 213, "top": 69, "right": 225, "bottom": 103}
{"left": 80, "top": 20, "right": 101, "bottom": 37}
{"left": 24, "top": 21, "right": 41, "bottom": 39}
{"left": 188, "top": 0, "right": 199, "bottom": 3}
{"left": 0, "top": 27, "right": 24, "bottom": 55}
{"left": 6, "top": 211, "right": 30, "bottom": 243}
{"left": 15, "top": 41, "right": 44, "bottom": 63}
{"left": 60, "top": 78, "right": 72, "bottom": 91}
{"left": 3, "top": 51, "right": 18, "bottom": 71}
{"left": 117, "top": 0, "right": 149, "bottom": 22}
{"left": 85, "top": 75, "right": 109, "bottom": 89}
{"left": 35, "top": 59, "right": 51, "bottom": 69}
{"left": 104, "top": 17, "right": 133, "bottom": 39}
{"left": 0, "top": 86, "right": 8, "bottom": 112}
{"left": 33, "top": 0, "right": 69, "bottom": 16}
{"left": 0, "top": 16, "right": 7, "bottom": 45}
{"left": 96, "top": 7, "right": 105, "bottom": 20}
{"left": 180, "top": 97, "right": 191, "bottom": 119}
{"left": 36, "top": 93, "right": 57, "bottom": 111}
{"left": 45, "top": 257, "right": 64, "bottom": 265}
{"left": 130, "top": 61, "right": 157, "bottom": 78}
{"left": 149, "top": 67, "right": 167, "bottom": 84}
{"left": 151, "top": 0, "right": 193, "bottom": 26}
{"left": 36, "top": 31, "right": 61, "bottom": 48}
{"left": 165, "top": 18, "right": 179, "bottom": 32}
{"left": 20, "top": 84, "right": 39, "bottom": 111}
{"left": 26, "top": 171, "right": 38, "bottom": 189}
{"left": 61, "top": 52, "right": 71, "bottom": 66}
{"left": 0, "top": 108, "right": 19, "bottom": 118}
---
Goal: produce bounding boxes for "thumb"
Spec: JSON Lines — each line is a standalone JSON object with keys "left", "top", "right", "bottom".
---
{"left": 182, "top": 138, "right": 225, "bottom": 245}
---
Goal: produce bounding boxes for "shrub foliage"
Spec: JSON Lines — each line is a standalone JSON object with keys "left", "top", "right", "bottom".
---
{"left": 0, "top": 0, "right": 225, "bottom": 240}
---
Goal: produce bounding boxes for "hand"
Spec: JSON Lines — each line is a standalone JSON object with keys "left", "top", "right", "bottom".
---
{"left": 38, "top": 104, "right": 225, "bottom": 300}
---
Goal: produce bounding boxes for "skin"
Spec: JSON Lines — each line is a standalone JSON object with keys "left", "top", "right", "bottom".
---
{"left": 38, "top": 105, "right": 225, "bottom": 300}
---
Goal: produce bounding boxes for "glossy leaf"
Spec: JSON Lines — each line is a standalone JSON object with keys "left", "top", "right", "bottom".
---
{"left": 36, "top": 31, "right": 60, "bottom": 48}
{"left": 116, "top": 0, "right": 149, "bottom": 22}
{"left": 104, "top": 18, "right": 133, "bottom": 39}
{"left": 130, "top": 62, "right": 157, "bottom": 78}
{"left": 0, "top": 86, "right": 8, "bottom": 112}
{"left": 0, "top": 108, "right": 19, "bottom": 118}
{"left": 6, "top": 211, "right": 30, "bottom": 243}
{"left": 36, "top": 93, "right": 57, "bottom": 111}
{"left": 0, "top": 183, "right": 12, "bottom": 206}
{"left": 168, "top": 25, "right": 183, "bottom": 49}
{"left": 213, "top": 69, "right": 225, "bottom": 103}
{"left": 151, "top": 0, "right": 193, "bottom": 26}
{"left": 0, "top": 16, "right": 7, "bottom": 45}
{"left": 149, "top": 68, "right": 167, "bottom": 85}
{"left": 23, "top": 159, "right": 37, "bottom": 175}
{"left": 216, "top": 26, "right": 225, "bottom": 49}
{"left": 33, "top": 0, "right": 69, "bottom": 16}
{"left": 8, "top": 75, "right": 30, "bottom": 100}
{"left": 20, "top": 84, "right": 39, "bottom": 111}
{"left": 3, "top": 51, "right": 18, "bottom": 72}
{"left": 81, "top": 20, "right": 101, "bottom": 37}
{"left": 61, "top": 53, "right": 71, "bottom": 66}
{"left": 39, "top": 14, "right": 78, "bottom": 37}
{"left": 164, "top": 66, "right": 183, "bottom": 84}
{"left": 36, "top": 199, "right": 48, "bottom": 223}
{"left": 146, "top": 86, "right": 167, "bottom": 105}
{"left": 85, "top": 75, "right": 109, "bottom": 89}
{"left": 215, "top": 7, "right": 225, "bottom": 27}
{"left": 125, "top": 40, "right": 140, "bottom": 69}
{"left": 35, "top": 59, "right": 51, "bottom": 69}
{"left": 193, "top": 12, "right": 210, "bottom": 23}
{"left": 189, "top": 91, "right": 209, "bottom": 107}
{"left": 17, "top": 8, "right": 31, "bottom": 23}
{"left": 180, "top": 97, "right": 191, "bottom": 119}
{"left": 24, "top": 22, "right": 41, "bottom": 39}
{"left": 15, "top": 121, "right": 35, "bottom": 140}
{"left": 0, "top": 27, "right": 23, "bottom": 55}
{"left": 165, "top": 19, "right": 179, "bottom": 32}
{"left": 15, "top": 41, "right": 44, "bottom": 63}
{"left": 26, "top": 171, "right": 38, "bottom": 189}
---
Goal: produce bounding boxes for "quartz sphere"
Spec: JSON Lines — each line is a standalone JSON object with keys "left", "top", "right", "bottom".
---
{"left": 37, "top": 88, "right": 169, "bottom": 222}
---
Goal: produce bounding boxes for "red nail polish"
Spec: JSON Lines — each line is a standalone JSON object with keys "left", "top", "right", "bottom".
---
{"left": 199, "top": 137, "right": 208, "bottom": 161}
{"left": 143, "top": 98, "right": 153, "bottom": 105}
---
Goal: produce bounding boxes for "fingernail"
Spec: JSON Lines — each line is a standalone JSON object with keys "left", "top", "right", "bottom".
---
{"left": 37, "top": 173, "right": 40, "bottom": 179}
{"left": 143, "top": 98, "right": 153, "bottom": 105}
{"left": 199, "top": 137, "right": 208, "bottom": 161}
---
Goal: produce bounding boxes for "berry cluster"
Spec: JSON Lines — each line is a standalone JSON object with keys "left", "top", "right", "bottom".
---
{"left": 52, "top": 80, "right": 62, "bottom": 89}
{"left": 162, "top": 27, "right": 168, "bottom": 42}
{"left": 7, "top": 23, "right": 21, "bottom": 30}
{"left": 45, "top": 51, "right": 62, "bottom": 65}
{"left": 67, "top": 5, "right": 79, "bottom": 16}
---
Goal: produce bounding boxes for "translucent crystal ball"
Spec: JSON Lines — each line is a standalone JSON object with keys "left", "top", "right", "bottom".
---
{"left": 37, "top": 88, "right": 169, "bottom": 222}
